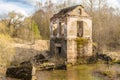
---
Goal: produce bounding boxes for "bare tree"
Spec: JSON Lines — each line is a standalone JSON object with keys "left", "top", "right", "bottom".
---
{"left": 81, "top": 0, "right": 87, "bottom": 7}
{"left": 97, "top": 0, "right": 107, "bottom": 13}
{"left": 2, "top": 11, "right": 24, "bottom": 37}
{"left": 87, "top": 0, "right": 96, "bottom": 15}
{"left": 35, "top": 1, "right": 42, "bottom": 11}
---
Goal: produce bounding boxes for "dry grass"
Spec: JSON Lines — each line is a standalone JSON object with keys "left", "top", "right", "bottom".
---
{"left": 94, "top": 64, "right": 120, "bottom": 80}
{"left": 0, "top": 34, "right": 15, "bottom": 67}
{"left": 0, "top": 34, "right": 15, "bottom": 75}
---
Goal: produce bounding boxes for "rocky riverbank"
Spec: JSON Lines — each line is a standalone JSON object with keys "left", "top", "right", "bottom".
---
{"left": 94, "top": 64, "right": 120, "bottom": 80}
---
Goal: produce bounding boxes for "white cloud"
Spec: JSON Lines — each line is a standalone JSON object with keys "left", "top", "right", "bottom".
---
{"left": 118, "top": 0, "right": 120, "bottom": 3}
{"left": 107, "top": 0, "right": 120, "bottom": 8}
{"left": 20, "top": 0, "right": 37, "bottom": 6}
{"left": 0, "top": 2, "right": 34, "bottom": 19}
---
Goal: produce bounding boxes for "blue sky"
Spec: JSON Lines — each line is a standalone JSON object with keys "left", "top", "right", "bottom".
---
{"left": 0, "top": 0, "right": 120, "bottom": 19}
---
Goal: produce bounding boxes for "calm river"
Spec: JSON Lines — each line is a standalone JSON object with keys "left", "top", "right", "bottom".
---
{"left": 36, "top": 65, "right": 104, "bottom": 80}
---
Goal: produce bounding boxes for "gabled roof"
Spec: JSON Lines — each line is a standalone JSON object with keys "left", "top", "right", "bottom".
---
{"left": 51, "top": 5, "right": 85, "bottom": 20}
{"left": 57, "top": 5, "right": 84, "bottom": 16}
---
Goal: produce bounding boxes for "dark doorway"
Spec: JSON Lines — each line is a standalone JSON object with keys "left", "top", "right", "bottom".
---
{"left": 77, "top": 21, "right": 83, "bottom": 37}
{"left": 56, "top": 47, "right": 62, "bottom": 55}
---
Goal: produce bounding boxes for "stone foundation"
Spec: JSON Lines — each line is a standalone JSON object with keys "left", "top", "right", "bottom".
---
{"left": 50, "top": 38, "right": 67, "bottom": 59}
{"left": 67, "top": 39, "right": 77, "bottom": 64}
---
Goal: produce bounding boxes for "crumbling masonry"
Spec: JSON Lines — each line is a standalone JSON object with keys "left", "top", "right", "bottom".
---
{"left": 50, "top": 5, "right": 92, "bottom": 64}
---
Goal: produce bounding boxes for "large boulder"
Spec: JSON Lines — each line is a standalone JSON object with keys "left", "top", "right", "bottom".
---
{"left": 6, "top": 66, "right": 32, "bottom": 80}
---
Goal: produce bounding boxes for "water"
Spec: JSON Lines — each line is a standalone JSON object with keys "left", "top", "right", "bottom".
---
{"left": 36, "top": 65, "right": 104, "bottom": 80}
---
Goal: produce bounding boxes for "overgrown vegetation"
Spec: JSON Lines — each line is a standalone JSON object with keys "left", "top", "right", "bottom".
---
{"left": 0, "top": 34, "right": 15, "bottom": 66}
{"left": 94, "top": 64, "right": 120, "bottom": 80}
{"left": 0, "top": 12, "right": 41, "bottom": 42}
{"left": 15, "top": 18, "right": 41, "bottom": 41}
{"left": 76, "top": 38, "right": 88, "bottom": 46}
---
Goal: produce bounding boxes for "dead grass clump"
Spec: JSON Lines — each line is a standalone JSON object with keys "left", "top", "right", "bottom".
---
{"left": 0, "top": 34, "right": 15, "bottom": 67}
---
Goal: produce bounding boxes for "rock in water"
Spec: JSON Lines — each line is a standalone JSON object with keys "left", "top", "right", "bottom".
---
{"left": 6, "top": 66, "right": 32, "bottom": 80}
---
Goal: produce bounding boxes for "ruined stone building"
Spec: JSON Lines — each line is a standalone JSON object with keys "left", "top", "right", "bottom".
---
{"left": 50, "top": 5, "right": 92, "bottom": 64}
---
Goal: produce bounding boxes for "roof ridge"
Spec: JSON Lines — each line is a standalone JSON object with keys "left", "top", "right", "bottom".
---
{"left": 50, "top": 5, "right": 86, "bottom": 21}
{"left": 59, "top": 5, "right": 83, "bottom": 14}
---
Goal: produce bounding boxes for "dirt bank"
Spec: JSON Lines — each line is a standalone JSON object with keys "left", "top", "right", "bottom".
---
{"left": 13, "top": 40, "right": 50, "bottom": 64}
